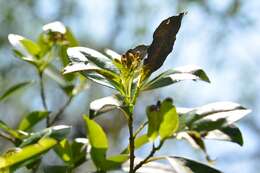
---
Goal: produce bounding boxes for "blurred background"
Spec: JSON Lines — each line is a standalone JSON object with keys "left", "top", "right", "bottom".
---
{"left": 0, "top": 0, "right": 259, "bottom": 172}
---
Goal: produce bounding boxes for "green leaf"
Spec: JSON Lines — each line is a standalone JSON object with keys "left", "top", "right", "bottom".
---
{"left": 146, "top": 105, "right": 161, "bottom": 140}
{"left": 142, "top": 65, "right": 210, "bottom": 91}
{"left": 20, "top": 39, "right": 41, "bottom": 57}
{"left": 122, "top": 158, "right": 173, "bottom": 173}
{"left": 0, "top": 120, "right": 21, "bottom": 139}
{"left": 67, "top": 47, "right": 117, "bottom": 72}
{"left": 0, "top": 81, "right": 32, "bottom": 102}
{"left": 0, "top": 138, "right": 57, "bottom": 170}
{"left": 83, "top": 116, "right": 128, "bottom": 171}
{"left": 63, "top": 61, "right": 121, "bottom": 90}
{"left": 43, "top": 165, "right": 72, "bottom": 173}
{"left": 177, "top": 131, "right": 206, "bottom": 151}
{"left": 146, "top": 98, "right": 179, "bottom": 140}
{"left": 18, "top": 111, "right": 50, "bottom": 131}
{"left": 20, "top": 125, "right": 71, "bottom": 147}
{"left": 83, "top": 115, "right": 108, "bottom": 169}
{"left": 54, "top": 138, "right": 89, "bottom": 167}
{"left": 54, "top": 139, "right": 71, "bottom": 164}
{"left": 89, "top": 95, "right": 123, "bottom": 119}
{"left": 8, "top": 34, "right": 41, "bottom": 57}
{"left": 103, "top": 154, "right": 129, "bottom": 170}
{"left": 178, "top": 102, "right": 251, "bottom": 127}
{"left": 159, "top": 106, "right": 179, "bottom": 139}
{"left": 191, "top": 118, "right": 227, "bottom": 132}
{"left": 65, "top": 28, "right": 79, "bottom": 46}
{"left": 205, "top": 124, "right": 243, "bottom": 146}
{"left": 104, "top": 49, "right": 121, "bottom": 60}
{"left": 167, "top": 156, "right": 222, "bottom": 173}
{"left": 70, "top": 138, "right": 89, "bottom": 167}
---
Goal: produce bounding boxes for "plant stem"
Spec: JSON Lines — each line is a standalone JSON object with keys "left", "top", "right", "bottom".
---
{"left": 128, "top": 114, "right": 135, "bottom": 173}
{"left": 38, "top": 72, "right": 49, "bottom": 126}
{"left": 49, "top": 96, "right": 73, "bottom": 126}
{"left": 133, "top": 139, "right": 165, "bottom": 172}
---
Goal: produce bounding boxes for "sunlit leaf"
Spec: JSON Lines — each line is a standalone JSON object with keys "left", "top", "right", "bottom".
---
{"left": 142, "top": 65, "right": 210, "bottom": 91}
{"left": 67, "top": 47, "right": 117, "bottom": 72}
{"left": 8, "top": 34, "right": 41, "bottom": 58}
{"left": 63, "top": 61, "right": 121, "bottom": 90}
{"left": 18, "top": 111, "right": 50, "bottom": 131}
{"left": 205, "top": 124, "right": 243, "bottom": 146}
{"left": 0, "top": 120, "right": 21, "bottom": 139}
{"left": 83, "top": 115, "right": 108, "bottom": 169}
{"left": 42, "top": 21, "right": 66, "bottom": 34}
{"left": 159, "top": 106, "right": 179, "bottom": 139}
{"left": 104, "top": 49, "right": 121, "bottom": 60}
{"left": 0, "top": 138, "right": 57, "bottom": 170}
{"left": 179, "top": 102, "right": 251, "bottom": 127}
{"left": 146, "top": 98, "right": 179, "bottom": 140}
{"left": 167, "top": 156, "right": 222, "bottom": 173}
{"left": 0, "top": 81, "right": 32, "bottom": 102}
{"left": 83, "top": 116, "right": 128, "bottom": 171}
{"left": 89, "top": 95, "right": 123, "bottom": 119}
{"left": 143, "top": 13, "right": 185, "bottom": 74}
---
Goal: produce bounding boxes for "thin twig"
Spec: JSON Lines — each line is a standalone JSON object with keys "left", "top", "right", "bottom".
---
{"left": 133, "top": 121, "right": 148, "bottom": 138}
{"left": 38, "top": 72, "right": 49, "bottom": 126}
{"left": 49, "top": 96, "right": 73, "bottom": 126}
{"left": 133, "top": 139, "right": 165, "bottom": 172}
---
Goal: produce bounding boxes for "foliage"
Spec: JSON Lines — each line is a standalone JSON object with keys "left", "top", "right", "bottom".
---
{"left": 0, "top": 13, "right": 251, "bottom": 173}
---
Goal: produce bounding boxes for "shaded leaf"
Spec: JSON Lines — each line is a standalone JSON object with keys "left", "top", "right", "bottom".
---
{"left": 205, "top": 124, "right": 243, "bottom": 146}
{"left": 18, "top": 111, "right": 50, "bottom": 131}
{"left": 70, "top": 138, "right": 89, "bottom": 167}
{"left": 146, "top": 105, "right": 161, "bottom": 140}
{"left": 177, "top": 131, "right": 206, "bottom": 151}
{"left": 0, "top": 138, "right": 57, "bottom": 170}
{"left": 54, "top": 138, "right": 89, "bottom": 167}
{"left": 0, "top": 81, "right": 32, "bottom": 101}
{"left": 89, "top": 95, "right": 123, "bottom": 119}
{"left": 20, "top": 125, "right": 71, "bottom": 147}
{"left": 142, "top": 65, "right": 210, "bottom": 91}
{"left": 167, "top": 156, "right": 222, "bottom": 173}
{"left": 191, "top": 118, "right": 227, "bottom": 132}
{"left": 122, "top": 157, "right": 174, "bottom": 173}
{"left": 43, "top": 165, "right": 72, "bottom": 173}
{"left": 144, "top": 13, "right": 185, "bottom": 74}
